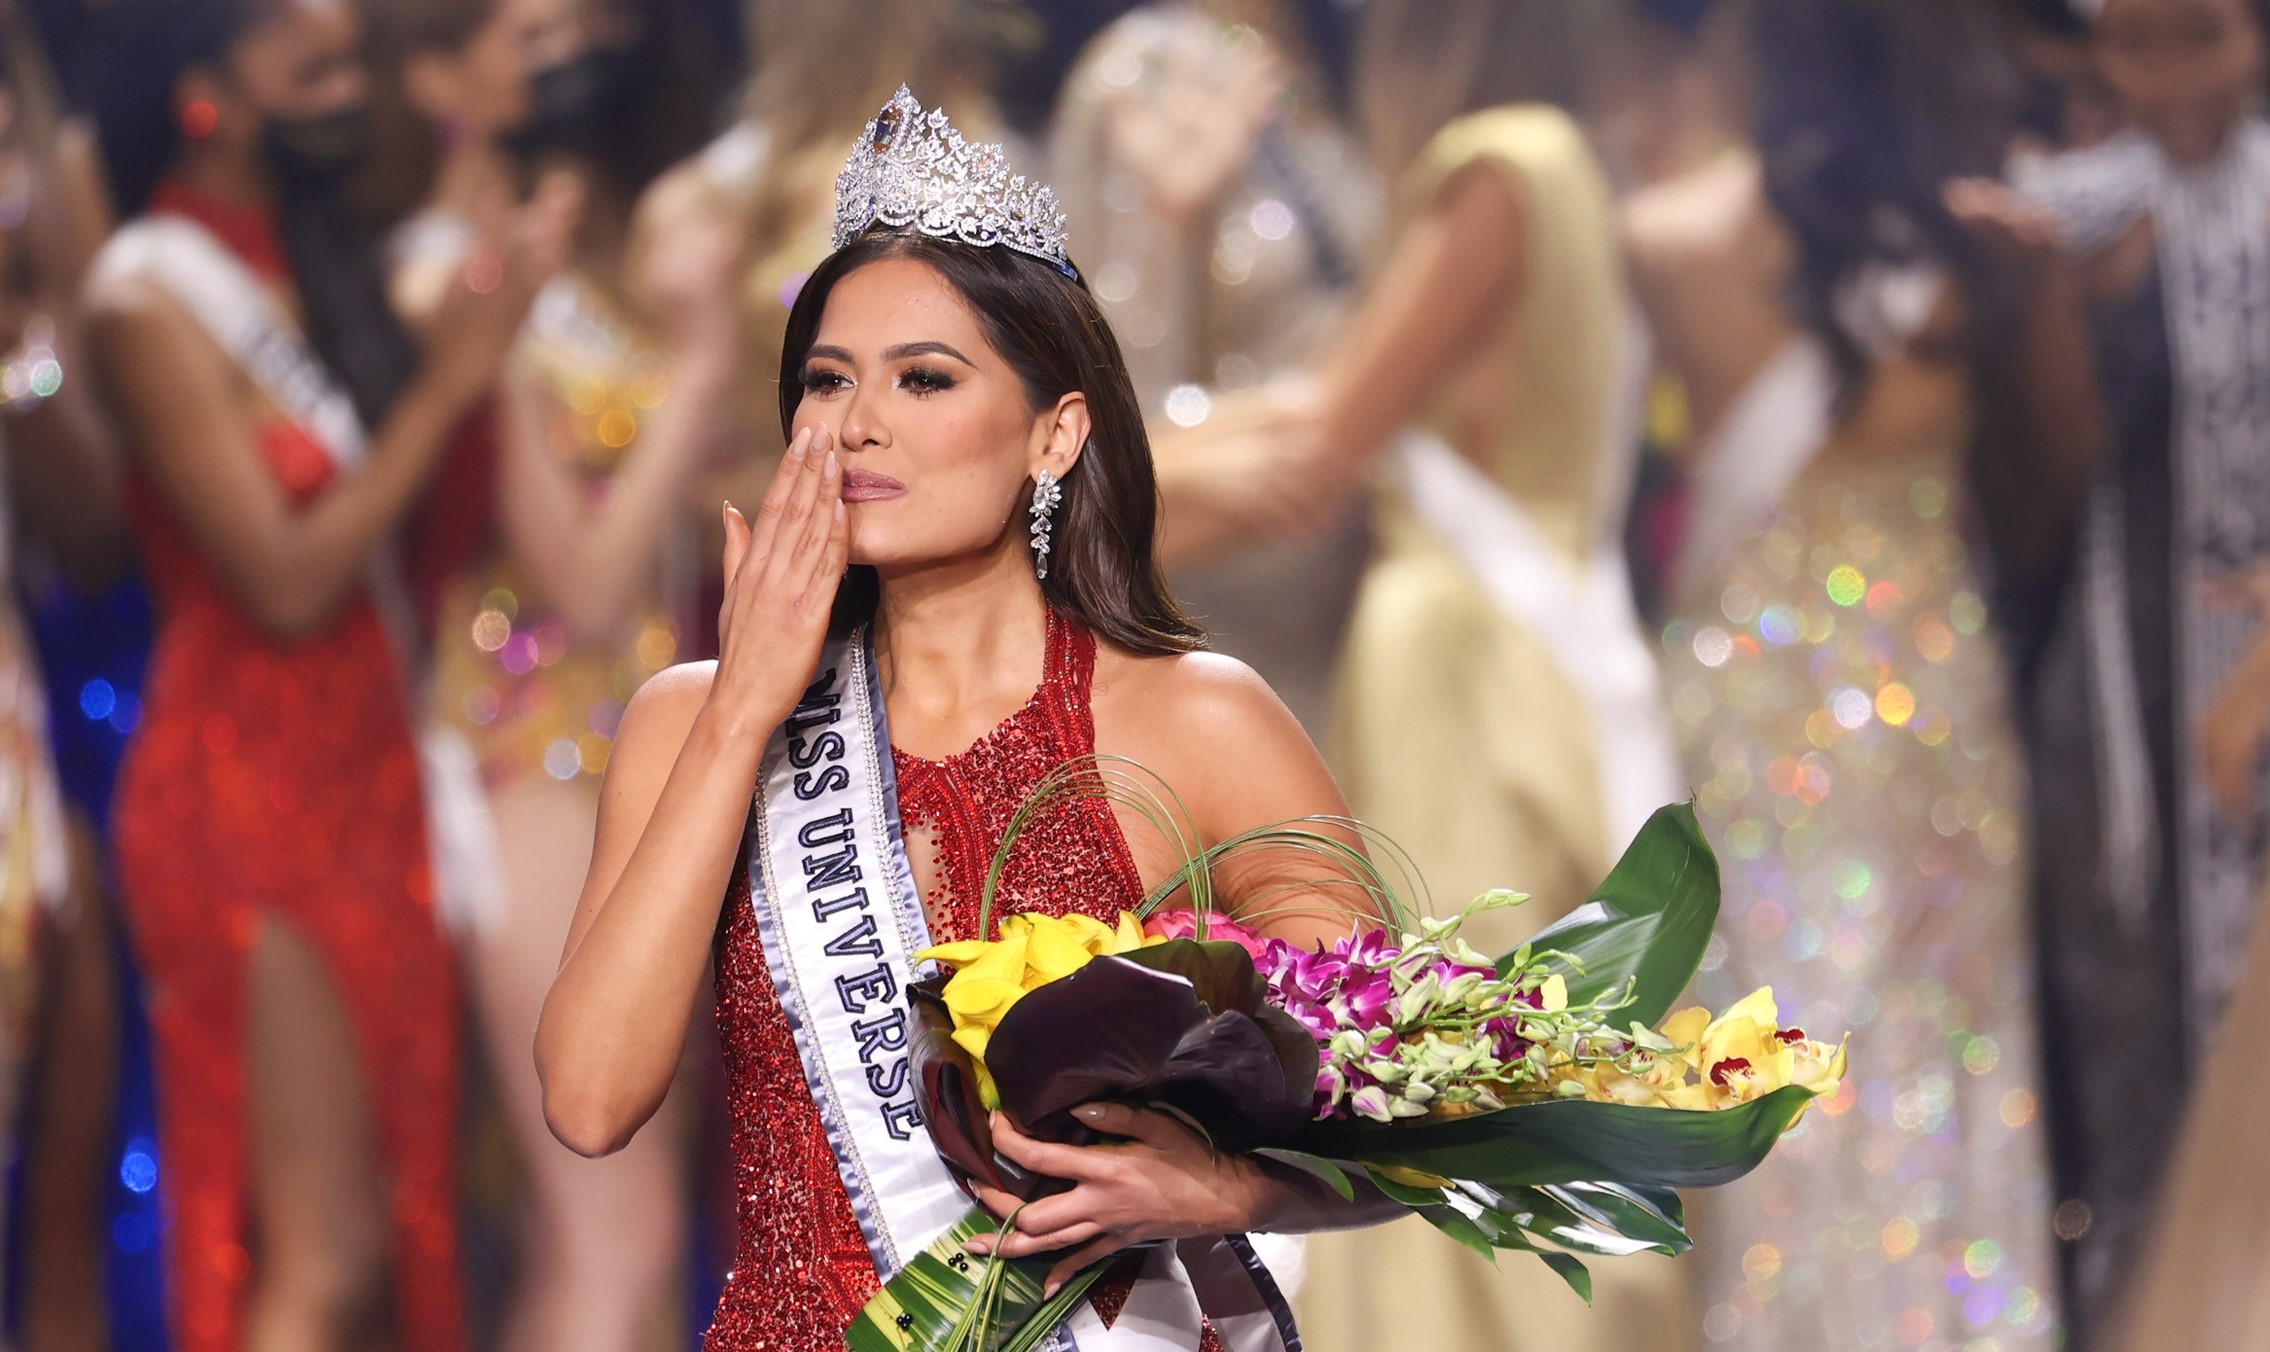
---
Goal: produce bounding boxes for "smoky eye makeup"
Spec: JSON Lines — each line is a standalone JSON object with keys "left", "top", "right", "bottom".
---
{"left": 896, "top": 365, "right": 957, "bottom": 395}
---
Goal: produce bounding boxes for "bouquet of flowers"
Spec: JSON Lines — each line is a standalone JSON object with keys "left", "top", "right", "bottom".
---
{"left": 851, "top": 766, "right": 1848, "bottom": 1352}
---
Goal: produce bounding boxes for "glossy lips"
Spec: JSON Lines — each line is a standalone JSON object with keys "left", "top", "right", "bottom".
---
{"left": 840, "top": 467, "right": 907, "bottom": 502}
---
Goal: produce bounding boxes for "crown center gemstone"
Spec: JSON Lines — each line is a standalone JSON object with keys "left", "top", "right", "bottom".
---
{"left": 871, "top": 107, "right": 901, "bottom": 151}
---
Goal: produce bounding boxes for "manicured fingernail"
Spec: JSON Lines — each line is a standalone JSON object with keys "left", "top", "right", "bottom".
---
{"left": 825, "top": 450, "right": 840, "bottom": 475}
{"left": 834, "top": 499, "right": 846, "bottom": 521}
{"left": 1074, "top": 1104, "right": 1104, "bottom": 1121}
{"left": 1043, "top": 1279, "right": 1062, "bottom": 1298}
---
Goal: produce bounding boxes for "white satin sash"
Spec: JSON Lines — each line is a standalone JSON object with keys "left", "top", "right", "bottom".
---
{"left": 1671, "top": 337, "right": 1834, "bottom": 605}
{"left": 90, "top": 216, "right": 368, "bottom": 467}
{"left": 1388, "top": 312, "right": 1680, "bottom": 855}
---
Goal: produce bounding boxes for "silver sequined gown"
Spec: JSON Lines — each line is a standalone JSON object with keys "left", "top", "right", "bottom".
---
{"left": 1659, "top": 346, "right": 2062, "bottom": 1350}
{"left": 1050, "top": 5, "right": 1379, "bottom": 735}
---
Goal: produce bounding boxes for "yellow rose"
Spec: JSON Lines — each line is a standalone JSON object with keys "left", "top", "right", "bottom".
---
{"left": 916, "top": 911, "right": 1165, "bottom": 1110}
{"left": 1114, "top": 910, "right": 1149, "bottom": 953}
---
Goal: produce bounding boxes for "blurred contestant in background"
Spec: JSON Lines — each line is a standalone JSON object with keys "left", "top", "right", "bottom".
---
{"left": 1639, "top": 0, "right": 2071, "bottom": 1347}
{"left": 637, "top": 0, "right": 1018, "bottom": 580}
{"left": 1157, "top": 0, "right": 1690, "bottom": 1346}
{"left": 0, "top": 9, "right": 97, "bottom": 1339}
{"left": 378, "top": 1, "right": 730, "bottom": 1347}
{"left": 1998, "top": 0, "right": 2270, "bottom": 1335}
{"left": 82, "top": 0, "right": 571, "bottom": 1347}
{"left": 1051, "top": 0, "right": 1378, "bottom": 735}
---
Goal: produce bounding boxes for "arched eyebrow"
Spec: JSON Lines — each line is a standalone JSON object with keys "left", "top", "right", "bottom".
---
{"left": 885, "top": 341, "right": 975, "bottom": 365}
{"left": 803, "top": 340, "right": 978, "bottom": 367}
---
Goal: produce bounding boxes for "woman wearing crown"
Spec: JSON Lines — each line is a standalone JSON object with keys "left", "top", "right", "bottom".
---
{"left": 534, "top": 88, "right": 1393, "bottom": 1350}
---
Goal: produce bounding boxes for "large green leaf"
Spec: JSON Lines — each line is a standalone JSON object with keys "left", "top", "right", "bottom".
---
{"left": 1253, "top": 1148, "right": 1357, "bottom": 1201}
{"left": 1350, "top": 1169, "right": 1679, "bottom": 1302}
{"left": 1508, "top": 803, "right": 1719, "bottom": 1025}
{"left": 1293, "top": 1084, "right": 1819, "bottom": 1191}
{"left": 1490, "top": 1185, "right": 1682, "bottom": 1257}
{"left": 1539, "top": 1252, "right": 1593, "bottom": 1303}
{"left": 1433, "top": 1197, "right": 1595, "bottom": 1303}
{"left": 1535, "top": 1182, "right": 1689, "bottom": 1251}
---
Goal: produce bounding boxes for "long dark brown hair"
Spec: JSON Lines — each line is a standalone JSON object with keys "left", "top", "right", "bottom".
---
{"left": 778, "top": 228, "right": 1203, "bottom": 658}
{"left": 1750, "top": 0, "right": 2021, "bottom": 401}
{"left": 95, "top": 0, "right": 416, "bottom": 429}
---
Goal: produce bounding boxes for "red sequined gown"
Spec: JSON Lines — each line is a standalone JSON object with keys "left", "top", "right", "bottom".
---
{"left": 110, "top": 183, "right": 464, "bottom": 1352}
{"left": 708, "top": 609, "right": 1200, "bottom": 1350}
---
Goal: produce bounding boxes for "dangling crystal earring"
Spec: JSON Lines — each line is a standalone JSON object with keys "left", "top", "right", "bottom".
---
{"left": 1028, "top": 469, "right": 1062, "bottom": 580}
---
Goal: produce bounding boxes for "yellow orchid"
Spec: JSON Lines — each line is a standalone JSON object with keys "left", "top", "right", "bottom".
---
{"left": 1553, "top": 986, "right": 1851, "bottom": 1114}
{"left": 916, "top": 911, "right": 1165, "bottom": 1109}
{"left": 1658, "top": 1006, "right": 1712, "bottom": 1071}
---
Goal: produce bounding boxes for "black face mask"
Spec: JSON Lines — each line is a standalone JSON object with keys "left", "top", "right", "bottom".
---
{"left": 499, "top": 44, "right": 642, "bottom": 167}
{"left": 259, "top": 103, "right": 374, "bottom": 201}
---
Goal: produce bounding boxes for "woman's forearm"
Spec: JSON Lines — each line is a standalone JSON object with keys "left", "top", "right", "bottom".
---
{"left": 93, "top": 294, "right": 491, "bottom": 637}
{"left": 6, "top": 364, "right": 130, "bottom": 586}
{"left": 535, "top": 696, "right": 772, "bottom": 1155}
{"left": 2002, "top": 260, "right": 2104, "bottom": 579}
{"left": 258, "top": 372, "right": 485, "bottom": 626}
{"left": 501, "top": 349, "right": 734, "bottom": 642}
{"left": 1245, "top": 1157, "right": 1406, "bottom": 1234}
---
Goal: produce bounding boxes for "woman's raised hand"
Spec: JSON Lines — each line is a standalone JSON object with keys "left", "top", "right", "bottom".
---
{"left": 1943, "top": 178, "right": 2071, "bottom": 273}
{"left": 425, "top": 170, "right": 584, "bottom": 405}
{"left": 711, "top": 424, "right": 852, "bottom": 733}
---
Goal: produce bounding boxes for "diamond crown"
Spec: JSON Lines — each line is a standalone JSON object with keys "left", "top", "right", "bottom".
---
{"left": 831, "top": 86, "right": 1074, "bottom": 274}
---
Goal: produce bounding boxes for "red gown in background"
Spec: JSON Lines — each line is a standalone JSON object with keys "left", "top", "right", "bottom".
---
{"left": 704, "top": 608, "right": 1222, "bottom": 1352}
{"left": 110, "top": 183, "right": 464, "bottom": 1352}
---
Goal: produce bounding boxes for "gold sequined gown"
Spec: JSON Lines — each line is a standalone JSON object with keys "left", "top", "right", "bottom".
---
{"left": 431, "top": 270, "right": 684, "bottom": 792}
{"left": 1299, "top": 106, "right": 1697, "bottom": 1352}
{"left": 1658, "top": 322, "right": 2062, "bottom": 1348}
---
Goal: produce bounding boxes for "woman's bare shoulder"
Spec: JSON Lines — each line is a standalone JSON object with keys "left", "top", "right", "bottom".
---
{"left": 84, "top": 267, "right": 203, "bottom": 352}
{"left": 613, "top": 661, "right": 719, "bottom": 761}
{"left": 1091, "top": 646, "right": 1337, "bottom": 816}
{"left": 1096, "top": 646, "right": 1298, "bottom": 742}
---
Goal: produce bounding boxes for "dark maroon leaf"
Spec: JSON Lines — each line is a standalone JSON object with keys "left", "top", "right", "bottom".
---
{"left": 909, "top": 975, "right": 1071, "bottom": 1201}
{"left": 987, "top": 958, "right": 1204, "bottom": 1139}
{"left": 984, "top": 948, "right": 1318, "bottom": 1154}
{"left": 1119, "top": 939, "right": 1271, "bottom": 1017}
{"left": 908, "top": 977, "right": 1011, "bottom": 1192}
